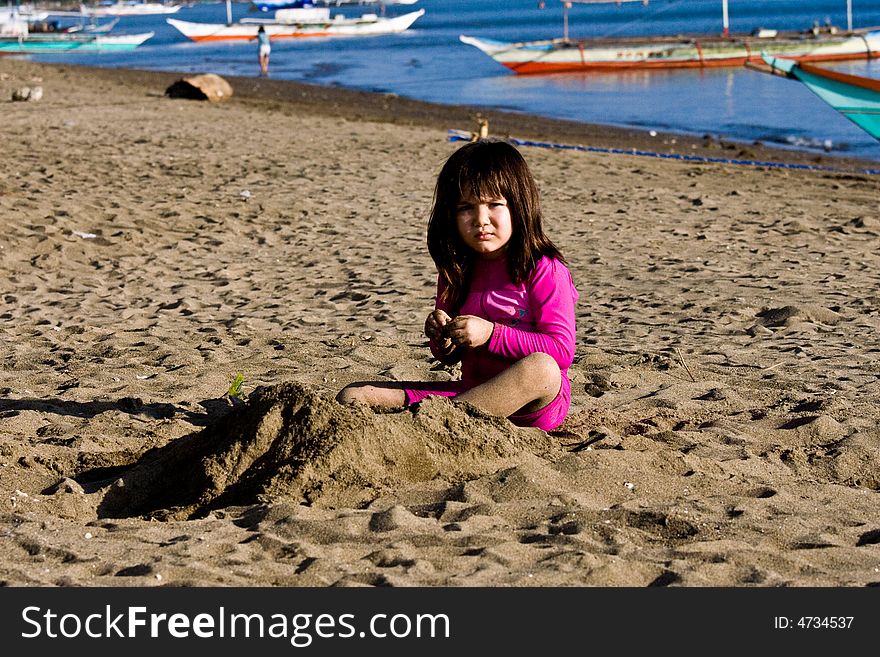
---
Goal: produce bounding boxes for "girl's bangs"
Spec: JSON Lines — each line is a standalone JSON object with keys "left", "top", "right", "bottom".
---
{"left": 460, "top": 165, "right": 505, "bottom": 202}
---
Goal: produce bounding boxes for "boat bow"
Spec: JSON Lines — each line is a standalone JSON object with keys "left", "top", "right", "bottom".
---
{"left": 758, "top": 52, "right": 880, "bottom": 140}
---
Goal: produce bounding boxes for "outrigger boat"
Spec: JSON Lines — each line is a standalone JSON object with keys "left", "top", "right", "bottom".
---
{"left": 0, "top": 30, "right": 154, "bottom": 54}
{"left": 460, "top": 0, "right": 880, "bottom": 75}
{"left": 748, "top": 53, "right": 880, "bottom": 141}
{"left": 168, "top": 2, "right": 424, "bottom": 42}
{"left": 0, "top": 8, "right": 153, "bottom": 53}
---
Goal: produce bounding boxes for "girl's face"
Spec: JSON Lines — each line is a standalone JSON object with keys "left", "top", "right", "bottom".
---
{"left": 455, "top": 191, "right": 513, "bottom": 260}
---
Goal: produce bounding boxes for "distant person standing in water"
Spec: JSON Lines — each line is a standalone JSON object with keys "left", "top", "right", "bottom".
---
{"left": 255, "top": 26, "right": 271, "bottom": 76}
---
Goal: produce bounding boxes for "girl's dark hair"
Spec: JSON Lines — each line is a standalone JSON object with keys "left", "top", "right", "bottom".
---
{"left": 427, "top": 139, "right": 563, "bottom": 310}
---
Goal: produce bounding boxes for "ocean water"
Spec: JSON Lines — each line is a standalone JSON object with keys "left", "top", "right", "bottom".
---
{"left": 20, "top": 0, "right": 880, "bottom": 162}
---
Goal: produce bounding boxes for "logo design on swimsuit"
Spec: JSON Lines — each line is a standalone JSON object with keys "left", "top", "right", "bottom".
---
{"left": 485, "top": 290, "right": 529, "bottom": 326}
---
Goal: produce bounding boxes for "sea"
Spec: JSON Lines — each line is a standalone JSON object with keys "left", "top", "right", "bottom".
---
{"left": 20, "top": 0, "right": 880, "bottom": 162}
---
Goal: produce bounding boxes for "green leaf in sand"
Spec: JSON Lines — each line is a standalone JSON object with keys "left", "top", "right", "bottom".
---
{"left": 227, "top": 372, "right": 246, "bottom": 400}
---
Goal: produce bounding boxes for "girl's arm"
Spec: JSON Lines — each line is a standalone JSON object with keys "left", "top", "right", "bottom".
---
{"left": 487, "top": 258, "right": 578, "bottom": 370}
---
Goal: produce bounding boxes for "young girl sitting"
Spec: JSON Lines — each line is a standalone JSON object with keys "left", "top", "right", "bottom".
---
{"left": 336, "top": 139, "right": 579, "bottom": 432}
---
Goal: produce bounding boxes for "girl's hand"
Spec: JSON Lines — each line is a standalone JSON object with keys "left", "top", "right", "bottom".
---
{"left": 425, "top": 309, "right": 452, "bottom": 342}
{"left": 446, "top": 315, "right": 494, "bottom": 349}
{"left": 426, "top": 309, "right": 457, "bottom": 358}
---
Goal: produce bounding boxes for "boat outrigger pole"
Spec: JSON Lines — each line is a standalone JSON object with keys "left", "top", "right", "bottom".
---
{"left": 722, "top": 0, "right": 729, "bottom": 37}
{"left": 558, "top": 0, "right": 649, "bottom": 42}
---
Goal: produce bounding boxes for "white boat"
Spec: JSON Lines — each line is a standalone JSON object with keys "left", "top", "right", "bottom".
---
{"left": 168, "top": 5, "right": 425, "bottom": 42}
{"left": 460, "top": 0, "right": 880, "bottom": 74}
{"left": 81, "top": 2, "right": 183, "bottom": 17}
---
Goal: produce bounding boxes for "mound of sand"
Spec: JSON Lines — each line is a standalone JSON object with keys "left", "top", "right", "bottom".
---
{"left": 96, "top": 383, "right": 561, "bottom": 520}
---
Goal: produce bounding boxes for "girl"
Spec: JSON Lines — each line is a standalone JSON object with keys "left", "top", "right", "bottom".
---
{"left": 256, "top": 26, "right": 271, "bottom": 76}
{"left": 337, "top": 139, "right": 578, "bottom": 432}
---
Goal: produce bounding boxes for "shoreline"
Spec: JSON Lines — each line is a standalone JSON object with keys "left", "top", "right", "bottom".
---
{"left": 40, "top": 61, "right": 880, "bottom": 173}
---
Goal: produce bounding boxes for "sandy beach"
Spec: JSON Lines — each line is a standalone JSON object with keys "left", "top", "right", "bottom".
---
{"left": 1, "top": 58, "right": 879, "bottom": 587}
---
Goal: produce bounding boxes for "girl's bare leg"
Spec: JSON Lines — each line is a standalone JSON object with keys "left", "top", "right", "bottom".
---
{"left": 335, "top": 382, "right": 407, "bottom": 408}
{"left": 456, "top": 352, "right": 561, "bottom": 417}
{"left": 336, "top": 353, "right": 559, "bottom": 418}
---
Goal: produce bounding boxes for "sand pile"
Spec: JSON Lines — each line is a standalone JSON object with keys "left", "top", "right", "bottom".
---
{"left": 96, "top": 383, "right": 560, "bottom": 520}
